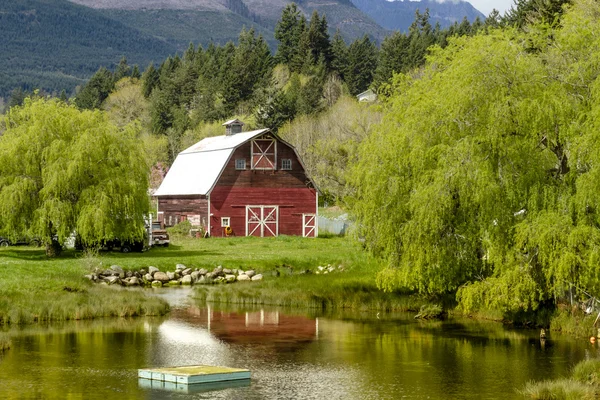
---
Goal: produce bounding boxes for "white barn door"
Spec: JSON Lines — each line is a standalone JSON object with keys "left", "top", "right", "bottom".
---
{"left": 246, "top": 206, "right": 279, "bottom": 237}
{"left": 303, "top": 214, "right": 317, "bottom": 237}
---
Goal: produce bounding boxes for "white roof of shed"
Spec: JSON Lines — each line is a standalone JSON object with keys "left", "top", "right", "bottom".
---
{"left": 154, "top": 129, "right": 269, "bottom": 196}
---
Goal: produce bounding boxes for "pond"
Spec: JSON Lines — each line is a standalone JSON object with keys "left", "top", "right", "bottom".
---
{"left": 0, "top": 288, "right": 595, "bottom": 399}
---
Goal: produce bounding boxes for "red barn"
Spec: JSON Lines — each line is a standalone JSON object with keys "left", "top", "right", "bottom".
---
{"left": 154, "top": 120, "right": 318, "bottom": 237}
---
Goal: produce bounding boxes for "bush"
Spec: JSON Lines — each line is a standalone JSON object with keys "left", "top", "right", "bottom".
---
{"left": 167, "top": 220, "right": 192, "bottom": 237}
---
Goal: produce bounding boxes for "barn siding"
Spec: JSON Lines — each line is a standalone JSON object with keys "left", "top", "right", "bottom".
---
{"left": 209, "top": 187, "right": 317, "bottom": 237}
{"left": 158, "top": 196, "right": 209, "bottom": 228}
{"left": 218, "top": 139, "right": 312, "bottom": 188}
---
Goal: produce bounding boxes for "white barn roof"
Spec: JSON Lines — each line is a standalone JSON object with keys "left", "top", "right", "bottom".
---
{"left": 154, "top": 129, "right": 269, "bottom": 196}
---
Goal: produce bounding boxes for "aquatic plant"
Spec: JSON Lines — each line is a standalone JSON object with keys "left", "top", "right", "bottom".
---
{"left": 521, "top": 379, "right": 596, "bottom": 399}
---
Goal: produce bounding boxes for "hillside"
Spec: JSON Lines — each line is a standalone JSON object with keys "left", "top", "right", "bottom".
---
{"left": 70, "top": 0, "right": 389, "bottom": 44}
{"left": 0, "top": 0, "right": 178, "bottom": 98}
{"left": 351, "top": 0, "right": 486, "bottom": 32}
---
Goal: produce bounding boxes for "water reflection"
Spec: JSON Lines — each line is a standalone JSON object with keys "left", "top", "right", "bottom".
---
{"left": 0, "top": 302, "right": 593, "bottom": 399}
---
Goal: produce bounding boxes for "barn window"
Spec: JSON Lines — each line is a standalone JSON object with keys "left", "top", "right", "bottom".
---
{"left": 251, "top": 137, "right": 276, "bottom": 170}
{"left": 221, "top": 217, "right": 230, "bottom": 227}
{"left": 281, "top": 159, "right": 292, "bottom": 170}
{"left": 235, "top": 159, "right": 246, "bottom": 170}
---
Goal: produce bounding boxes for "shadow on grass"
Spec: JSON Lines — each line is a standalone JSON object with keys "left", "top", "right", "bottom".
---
{"left": 106, "top": 250, "right": 225, "bottom": 259}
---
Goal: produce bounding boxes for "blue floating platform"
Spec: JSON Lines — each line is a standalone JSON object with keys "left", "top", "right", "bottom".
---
{"left": 138, "top": 365, "right": 251, "bottom": 385}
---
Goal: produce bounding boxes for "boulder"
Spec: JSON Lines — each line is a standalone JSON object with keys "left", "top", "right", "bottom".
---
{"left": 151, "top": 280, "right": 162, "bottom": 287}
{"left": 148, "top": 266, "right": 159, "bottom": 275}
{"left": 106, "top": 276, "right": 120, "bottom": 285}
{"left": 139, "top": 268, "right": 147, "bottom": 275}
{"left": 154, "top": 272, "right": 170, "bottom": 282}
{"left": 251, "top": 274, "right": 263, "bottom": 281}
{"left": 191, "top": 271, "right": 201, "bottom": 281}
{"left": 223, "top": 268, "right": 232, "bottom": 274}
{"left": 167, "top": 271, "right": 175, "bottom": 280}
{"left": 198, "top": 268, "right": 208, "bottom": 275}
{"left": 167, "top": 280, "right": 181, "bottom": 286}
{"left": 181, "top": 275, "right": 193, "bottom": 285}
{"left": 110, "top": 265, "right": 124, "bottom": 274}
{"left": 128, "top": 277, "right": 140, "bottom": 286}
{"left": 176, "top": 264, "right": 186, "bottom": 271}
{"left": 237, "top": 274, "right": 250, "bottom": 281}
{"left": 225, "top": 274, "right": 236, "bottom": 283}
{"left": 245, "top": 270, "right": 256, "bottom": 278}
{"left": 84, "top": 274, "right": 94, "bottom": 281}
{"left": 182, "top": 268, "right": 192, "bottom": 276}
{"left": 197, "top": 275, "right": 206, "bottom": 284}
{"left": 126, "top": 271, "right": 133, "bottom": 278}
{"left": 214, "top": 266, "right": 223, "bottom": 273}
{"left": 144, "top": 273, "right": 153, "bottom": 282}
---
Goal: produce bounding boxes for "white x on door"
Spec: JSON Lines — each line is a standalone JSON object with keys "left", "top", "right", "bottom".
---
{"left": 303, "top": 214, "right": 317, "bottom": 237}
{"left": 246, "top": 206, "right": 279, "bottom": 237}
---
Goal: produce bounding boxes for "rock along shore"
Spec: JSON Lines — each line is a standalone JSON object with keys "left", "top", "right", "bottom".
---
{"left": 85, "top": 264, "right": 263, "bottom": 287}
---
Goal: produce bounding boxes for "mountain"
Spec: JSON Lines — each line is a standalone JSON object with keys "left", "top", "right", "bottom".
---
{"left": 0, "top": 0, "right": 176, "bottom": 98}
{"left": 69, "top": 0, "right": 388, "bottom": 45}
{"left": 351, "top": 0, "right": 486, "bottom": 32}
{"left": 0, "top": 0, "right": 387, "bottom": 99}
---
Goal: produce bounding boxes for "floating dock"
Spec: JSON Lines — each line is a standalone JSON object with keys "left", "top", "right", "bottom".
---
{"left": 138, "top": 365, "right": 251, "bottom": 385}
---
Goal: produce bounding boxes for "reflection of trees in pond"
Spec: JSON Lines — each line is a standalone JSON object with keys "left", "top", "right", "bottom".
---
{"left": 0, "top": 318, "right": 160, "bottom": 399}
{"left": 308, "top": 318, "right": 588, "bottom": 399}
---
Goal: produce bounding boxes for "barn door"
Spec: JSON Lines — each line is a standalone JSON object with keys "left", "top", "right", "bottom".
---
{"left": 246, "top": 206, "right": 279, "bottom": 237}
{"left": 303, "top": 214, "right": 317, "bottom": 238}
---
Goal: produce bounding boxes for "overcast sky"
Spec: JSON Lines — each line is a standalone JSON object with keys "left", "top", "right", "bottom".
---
{"left": 468, "top": 0, "right": 514, "bottom": 16}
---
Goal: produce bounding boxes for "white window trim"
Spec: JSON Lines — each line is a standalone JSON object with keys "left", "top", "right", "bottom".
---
{"left": 281, "top": 159, "right": 292, "bottom": 170}
{"left": 235, "top": 159, "right": 246, "bottom": 170}
{"left": 221, "top": 217, "right": 230, "bottom": 227}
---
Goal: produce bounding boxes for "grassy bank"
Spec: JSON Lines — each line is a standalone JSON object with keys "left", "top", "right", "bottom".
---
{"left": 0, "top": 247, "right": 169, "bottom": 326}
{"left": 184, "top": 235, "right": 429, "bottom": 312}
{"left": 523, "top": 359, "right": 600, "bottom": 399}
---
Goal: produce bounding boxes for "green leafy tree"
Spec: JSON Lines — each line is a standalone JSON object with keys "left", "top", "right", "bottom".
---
{"left": 0, "top": 98, "right": 149, "bottom": 256}
{"left": 350, "top": 0, "right": 600, "bottom": 313}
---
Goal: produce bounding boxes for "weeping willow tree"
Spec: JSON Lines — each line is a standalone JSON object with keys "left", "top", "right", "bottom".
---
{"left": 350, "top": 0, "right": 600, "bottom": 313}
{"left": 0, "top": 97, "right": 149, "bottom": 256}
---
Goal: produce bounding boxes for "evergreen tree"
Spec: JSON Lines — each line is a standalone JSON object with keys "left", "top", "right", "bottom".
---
{"left": 74, "top": 67, "right": 115, "bottom": 110}
{"left": 345, "top": 36, "right": 378, "bottom": 96}
{"left": 275, "top": 3, "right": 303, "bottom": 65}
{"left": 131, "top": 65, "right": 141, "bottom": 79}
{"left": 142, "top": 63, "right": 159, "bottom": 98}
{"left": 114, "top": 56, "right": 131, "bottom": 81}
{"left": 373, "top": 31, "right": 409, "bottom": 88}
{"left": 330, "top": 30, "right": 348, "bottom": 80}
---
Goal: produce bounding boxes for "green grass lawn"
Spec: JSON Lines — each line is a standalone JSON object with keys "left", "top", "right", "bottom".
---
{"left": 0, "top": 235, "right": 419, "bottom": 326}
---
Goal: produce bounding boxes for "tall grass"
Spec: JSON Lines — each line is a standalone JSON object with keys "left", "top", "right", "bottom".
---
{"left": 522, "top": 359, "right": 600, "bottom": 399}
{"left": 522, "top": 379, "right": 596, "bottom": 399}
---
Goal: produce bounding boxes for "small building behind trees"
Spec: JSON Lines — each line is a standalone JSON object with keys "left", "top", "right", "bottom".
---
{"left": 154, "top": 120, "right": 318, "bottom": 237}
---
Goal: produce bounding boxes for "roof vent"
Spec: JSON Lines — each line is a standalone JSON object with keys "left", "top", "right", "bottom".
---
{"left": 223, "top": 119, "right": 244, "bottom": 136}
